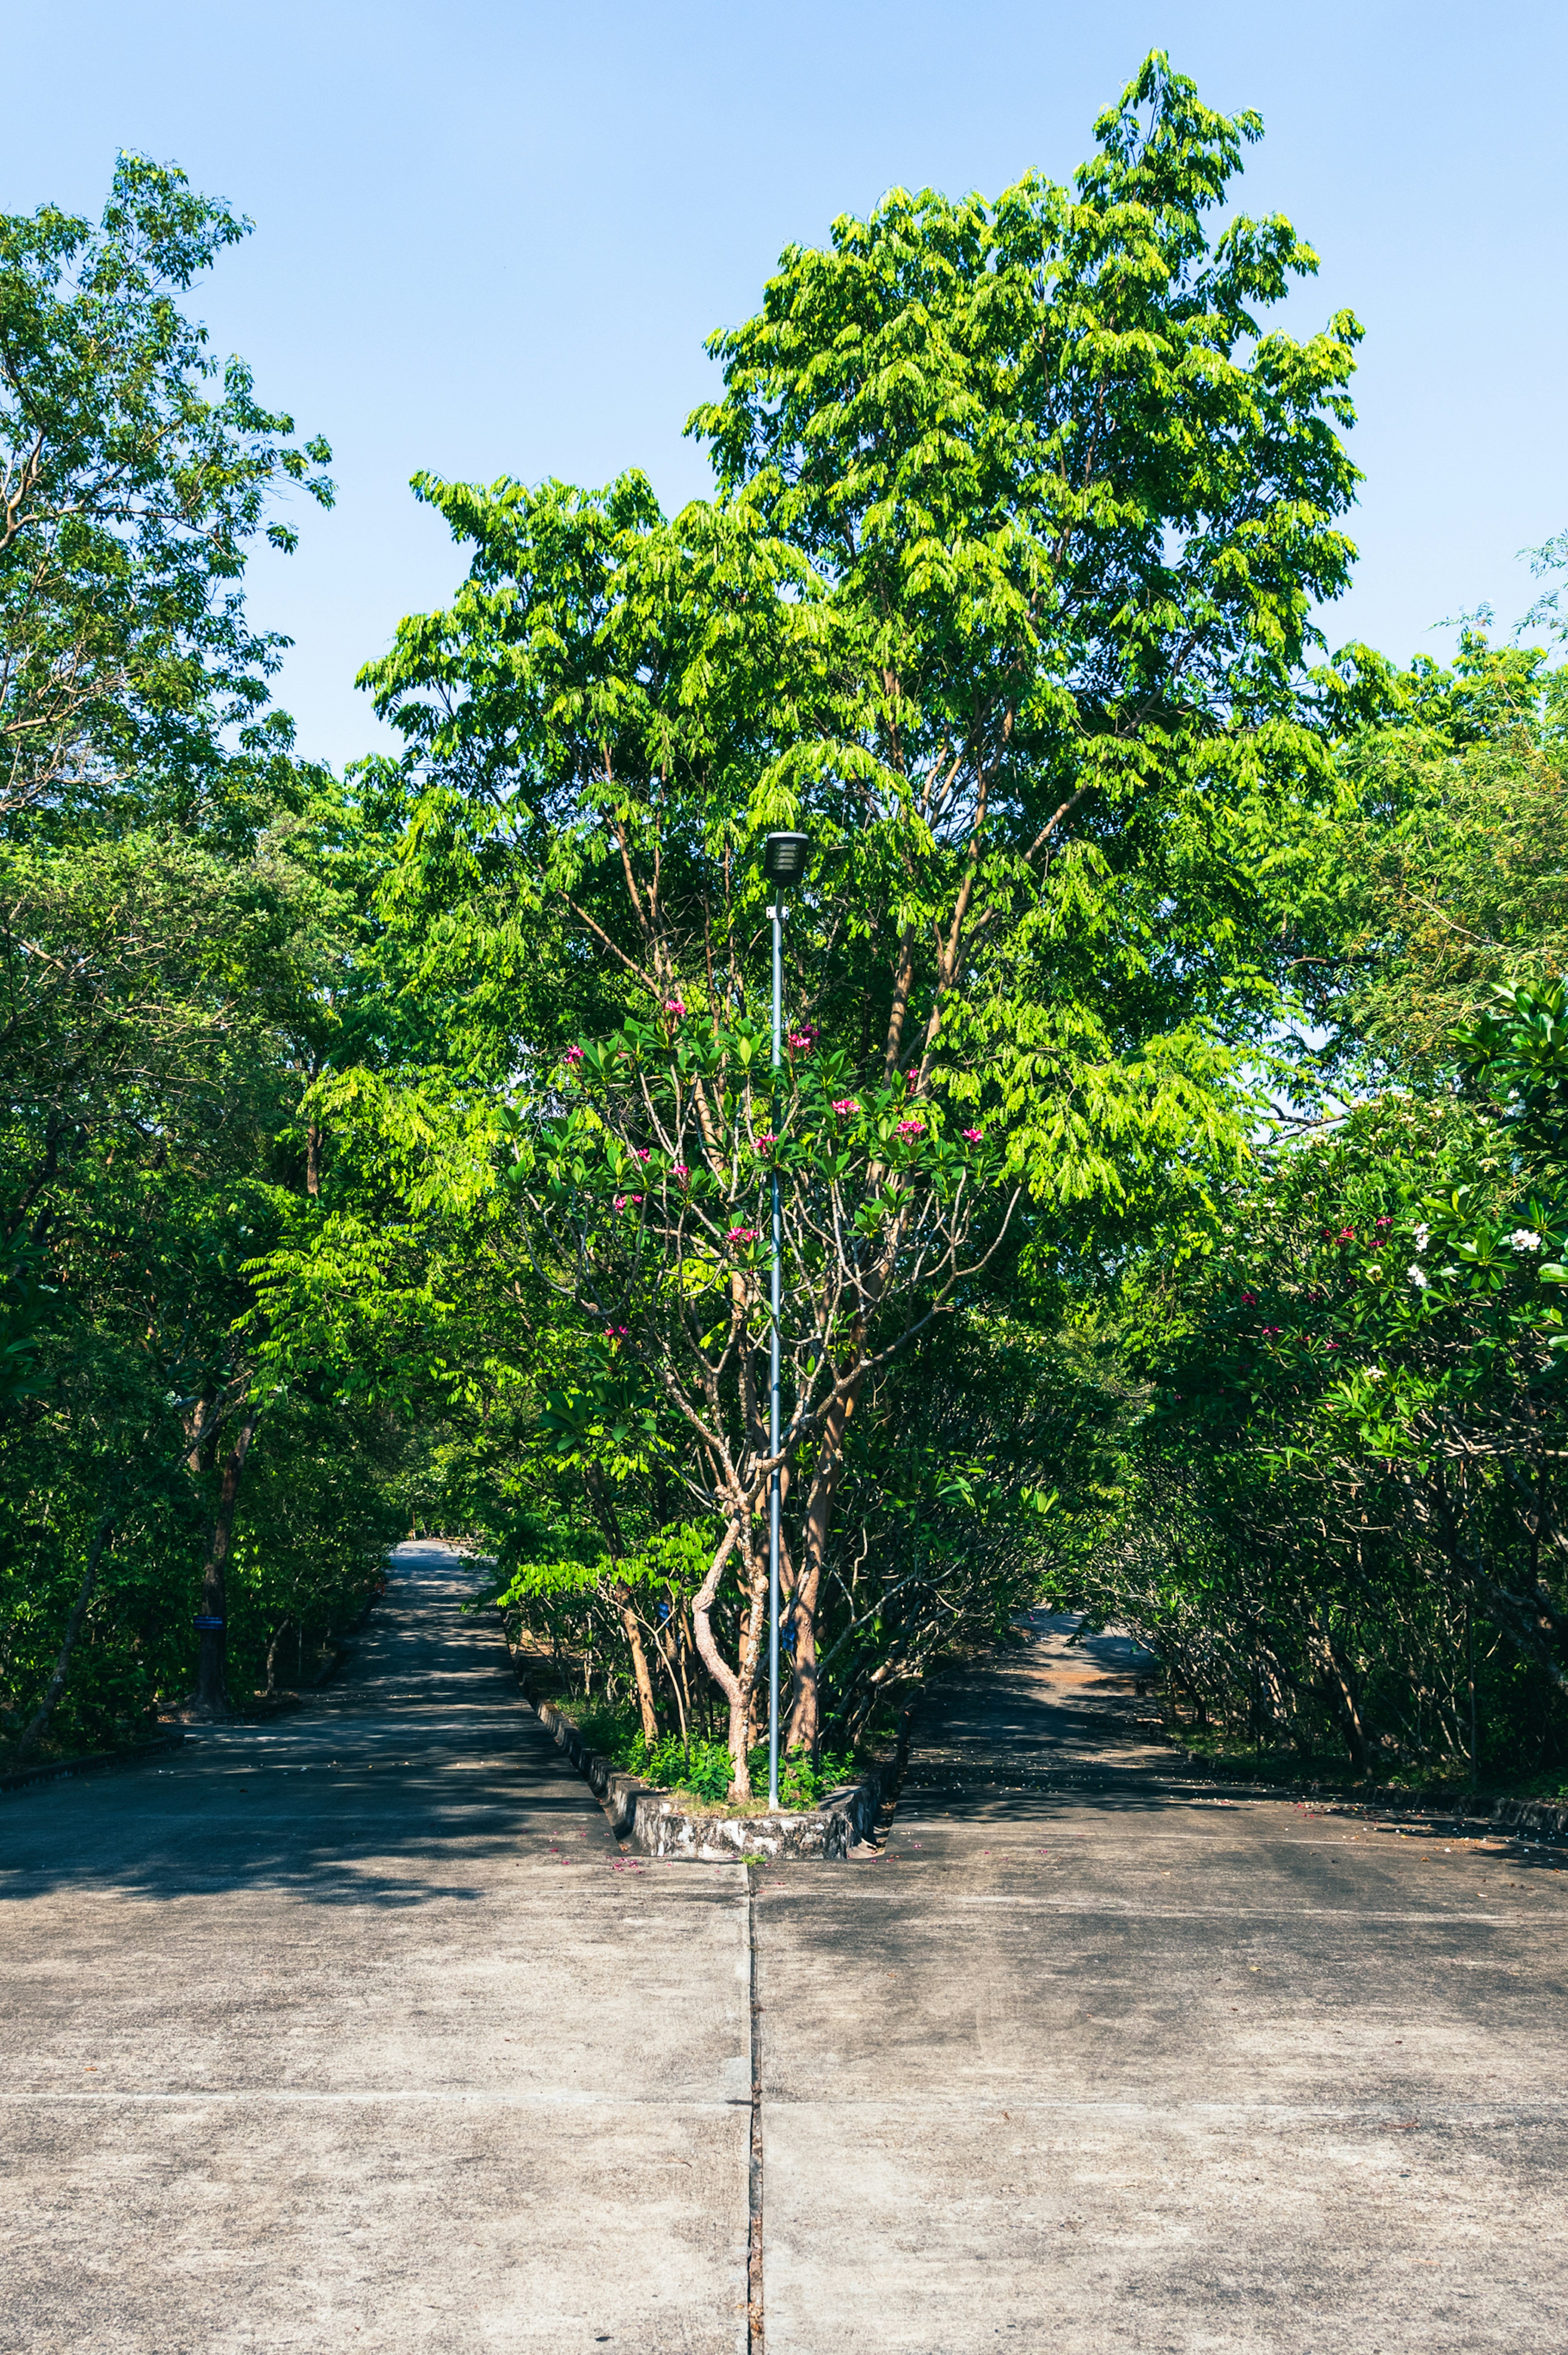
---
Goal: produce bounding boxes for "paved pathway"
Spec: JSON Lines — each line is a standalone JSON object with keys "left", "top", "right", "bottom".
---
{"left": 6, "top": 1574, "right": 1568, "bottom": 2353}
{"left": 754, "top": 1610, "right": 1568, "bottom": 2352}
{"left": 0, "top": 1545, "right": 749, "bottom": 2353}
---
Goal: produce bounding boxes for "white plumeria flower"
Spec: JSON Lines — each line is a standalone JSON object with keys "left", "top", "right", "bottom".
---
{"left": 1412, "top": 1223, "right": 1430, "bottom": 1253}
{"left": 1364, "top": 1367, "right": 1384, "bottom": 1380}
{"left": 1408, "top": 1264, "right": 1429, "bottom": 1289}
{"left": 1509, "top": 1229, "right": 1544, "bottom": 1252}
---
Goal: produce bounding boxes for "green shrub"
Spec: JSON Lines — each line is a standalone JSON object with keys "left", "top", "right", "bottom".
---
{"left": 771, "top": 1746, "right": 857, "bottom": 1807}
{"left": 560, "top": 1704, "right": 864, "bottom": 1810}
{"left": 639, "top": 1733, "right": 732, "bottom": 1800}
{"left": 623, "top": 1733, "right": 858, "bottom": 1808}
{"left": 568, "top": 1703, "right": 646, "bottom": 1762}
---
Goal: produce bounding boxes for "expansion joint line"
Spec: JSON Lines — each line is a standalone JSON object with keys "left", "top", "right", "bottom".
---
{"left": 747, "top": 1875, "right": 764, "bottom": 2352}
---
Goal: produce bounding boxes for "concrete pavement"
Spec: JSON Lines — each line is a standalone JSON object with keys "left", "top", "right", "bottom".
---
{"left": 754, "top": 1613, "right": 1568, "bottom": 2352}
{"left": 5, "top": 1575, "right": 1567, "bottom": 2352}
{"left": 0, "top": 1544, "right": 750, "bottom": 2354}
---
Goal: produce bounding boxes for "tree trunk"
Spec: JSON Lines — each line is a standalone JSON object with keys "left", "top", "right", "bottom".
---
{"left": 305, "top": 1120, "right": 323, "bottom": 1198}
{"left": 690, "top": 1519, "right": 768, "bottom": 1798}
{"left": 738, "top": 1549, "right": 761, "bottom": 1732}
{"left": 613, "top": 1581, "right": 659, "bottom": 1746}
{"left": 784, "top": 1377, "right": 860, "bottom": 1757}
{"left": 15, "top": 1515, "right": 115, "bottom": 1760}
{"left": 656, "top": 1602, "right": 690, "bottom": 1748}
{"left": 732, "top": 1549, "right": 768, "bottom": 1793}
{"left": 184, "top": 1392, "right": 214, "bottom": 1477}
{"left": 580, "top": 1469, "right": 659, "bottom": 1744}
{"left": 190, "top": 1408, "right": 258, "bottom": 1720}
{"left": 1309, "top": 1616, "right": 1371, "bottom": 1776}
{"left": 692, "top": 1522, "right": 746, "bottom": 1791}
{"left": 264, "top": 1618, "right": 294, "bottom": 1699}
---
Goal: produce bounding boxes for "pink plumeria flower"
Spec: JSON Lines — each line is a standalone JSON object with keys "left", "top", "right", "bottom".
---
{"left": 727, "top": 1227, "right": 760, "bottom": 1245}
{"left": 564, "top": 1044, "right": 584, "bottom": 1063}
{"left": 895, "top": 1117, "right": 926, "bottom": 1138}
{"left": 962, "top": 1127, "right": 984, "bottom": 1144}
{"left": 605, "top": 1324, "right": 628, "bottom": 1340}
{"left": 672, "top": 1163, "right": 689, "bottom": 1183}
{"left": 755, "top": 1133, "right": 777, "bottom": 1151}
{"left": 831, "top": 1099, "right": 860, "bottom": 1117}
{"left": 664, "top": 997, "right": 686, "bottom": 1017}
{"left": 633, "top": 1147, "right": 650, "bottom": 1161}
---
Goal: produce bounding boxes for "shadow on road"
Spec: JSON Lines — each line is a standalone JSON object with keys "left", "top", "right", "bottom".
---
{"left": 0, "top": 1544, "right": 621, "bottom": 1911}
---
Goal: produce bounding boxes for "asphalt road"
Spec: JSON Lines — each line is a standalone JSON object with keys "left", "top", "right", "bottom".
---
{"left": 4, "top": 1567, "right": 1566, "bottom": 2353}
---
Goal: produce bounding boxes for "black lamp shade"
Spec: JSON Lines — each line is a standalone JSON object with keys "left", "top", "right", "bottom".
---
{"left": 762, "top": 831, "right": 811, "bottom": 884}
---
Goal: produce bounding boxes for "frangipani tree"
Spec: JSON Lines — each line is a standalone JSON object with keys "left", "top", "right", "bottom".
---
{"left": 502, "top": 1007, "right": 1016, "bottom": 1792}
{"left": 1098, "top": 982, "right": 1568, "bottom": 1774}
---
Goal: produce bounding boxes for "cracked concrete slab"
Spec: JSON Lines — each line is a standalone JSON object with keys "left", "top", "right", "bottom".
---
{"left": 8, "top": 1580, "right": 1566, "bottom": 2352}
{"left": 753, "top": 1615, "right": 1568, "bottom": 2353}
{"left": 0, "top": 1544, "right": 750, "bottom": 2355}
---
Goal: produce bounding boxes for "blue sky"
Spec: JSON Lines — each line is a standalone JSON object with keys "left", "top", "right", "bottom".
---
{"left": 9, "top": 2, "right": 1566, "bottom": 768}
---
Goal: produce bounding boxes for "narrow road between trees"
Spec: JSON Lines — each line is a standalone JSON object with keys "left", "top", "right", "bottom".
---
{"left": 754, "top": 1610, "right": 1568, "bottom": 2352}
{"left": 0, "top": 1544, "right": 749, "bottom": 2353}
{"left": 4, "top": 1569, "right": 1567, "bottom": 2354}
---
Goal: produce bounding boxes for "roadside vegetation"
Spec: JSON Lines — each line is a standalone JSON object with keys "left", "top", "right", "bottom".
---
{"left": 5, "top": 56, "right": 1567, "bottom": 1802}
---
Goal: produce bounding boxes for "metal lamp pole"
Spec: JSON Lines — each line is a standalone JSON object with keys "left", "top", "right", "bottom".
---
{"left": 761, "top": 831, "right": 811, "bottom": 1812}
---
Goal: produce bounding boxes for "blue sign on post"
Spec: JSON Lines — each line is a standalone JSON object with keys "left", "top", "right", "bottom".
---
{"left": 192, "top": 1616, "right": 225, "bottom": 1630}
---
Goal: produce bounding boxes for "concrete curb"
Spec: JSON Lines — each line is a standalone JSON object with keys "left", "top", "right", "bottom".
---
{"left": 0, "top": 1731, "right": 186, "bottom": 1797}
{"left": 508, "top": 1653, "right": 902, "bottom": 1860}
{"left": 1492, "top": 1795, "right": 1568, "bottom": 1846}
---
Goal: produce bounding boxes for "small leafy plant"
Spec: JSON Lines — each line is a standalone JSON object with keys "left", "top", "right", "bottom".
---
{"left": 623, "top": 1731, "right": 858, "bottom": 1809}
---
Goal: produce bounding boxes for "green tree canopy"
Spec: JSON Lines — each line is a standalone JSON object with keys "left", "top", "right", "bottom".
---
{"left": 0, "top": 152, "right": 333, "bottom": 843}
{"left": 288, "top": 54, "right": 1369, "bottom": 1783}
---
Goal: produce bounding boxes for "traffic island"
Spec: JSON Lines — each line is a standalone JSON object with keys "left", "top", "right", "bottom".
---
{"left": 511, "top": 1661, "right": 901, "bottom": 1858}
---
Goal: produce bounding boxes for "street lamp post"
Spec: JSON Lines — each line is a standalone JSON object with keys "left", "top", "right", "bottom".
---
{"left": 761, "top": 831, "right": 811, "bottom": 1812}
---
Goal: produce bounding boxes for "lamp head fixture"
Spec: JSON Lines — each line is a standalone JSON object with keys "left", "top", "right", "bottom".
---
{"left": 762, "top": 831, "right": 811, "bottom": 886}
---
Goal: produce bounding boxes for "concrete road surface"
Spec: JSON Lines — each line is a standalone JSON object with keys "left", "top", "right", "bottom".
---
{"left": 754, "top": 1613, "right": 1568, "bottom": 2353}
{"left": 4, "top": 1569, "right": 1567, "bottom": 2353}
{"left": 0, "top": 1544, "right": 749, "bottom": 2354}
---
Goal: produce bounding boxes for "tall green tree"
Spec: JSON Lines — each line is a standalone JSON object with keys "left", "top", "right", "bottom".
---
{"left": 0, "top": 156, "right": 372, "bottom": 1751}
{"left": 1087, "top": 626, "right": 1568, "bottom": 1785}
{"left": 0, "top": 152, "right": 332, "bottom": 840}
{"left": 330, "top": 55, "right": 1365, "bottom": 1766}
